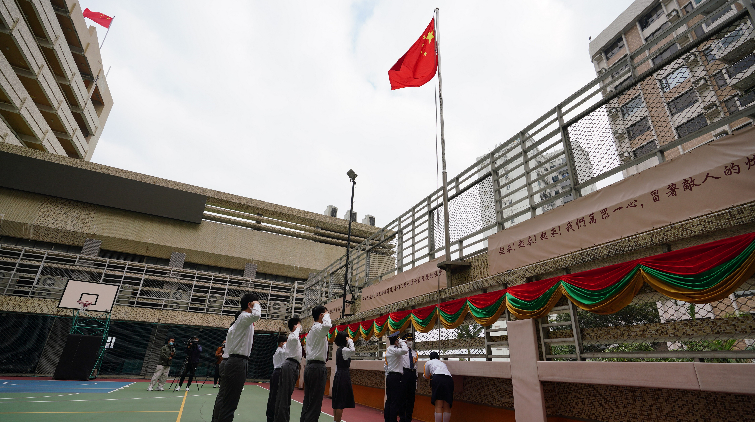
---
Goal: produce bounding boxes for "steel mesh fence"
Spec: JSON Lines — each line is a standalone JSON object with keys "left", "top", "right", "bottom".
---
{"left": 0, "top": 312, "right": 280, "bottom": 380}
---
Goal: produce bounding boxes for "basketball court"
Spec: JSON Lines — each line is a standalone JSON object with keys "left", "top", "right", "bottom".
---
{"left": 0, "top": 378, "right": 337, "bottom": 422}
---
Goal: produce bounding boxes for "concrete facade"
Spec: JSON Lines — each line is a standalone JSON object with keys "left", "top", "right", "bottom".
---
{"left": 0, "top": 0, "right": 113, "bottom": 160}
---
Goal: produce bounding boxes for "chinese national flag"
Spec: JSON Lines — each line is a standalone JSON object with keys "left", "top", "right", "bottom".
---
{"left": 83, "top": 8, "right": 113, "bottom": 28}
{"left": 388, "top": 19, "right": 437, "bottom": 90}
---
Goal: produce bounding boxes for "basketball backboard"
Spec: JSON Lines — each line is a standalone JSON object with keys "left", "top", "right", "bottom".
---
{"left": 58, "top": 280, "right": 119, "bottom": 312}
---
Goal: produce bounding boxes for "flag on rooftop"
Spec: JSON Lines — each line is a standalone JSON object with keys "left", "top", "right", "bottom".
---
{"left": 388, "top": 18, "right": 437, "bottom": 90}
{"left": 83, "top": 8, "right": 113, "bottom": 28}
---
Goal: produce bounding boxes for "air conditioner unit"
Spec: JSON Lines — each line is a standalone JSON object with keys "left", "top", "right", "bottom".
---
{"left": 684, "top": 52, "right": 700, "bottom": 68}
{"left": 362, "top": 215, "right": 376, "bottom": 226}
{"left": 666, "top": 9, "right": 680, "bottom": 23}
{"left": 607, "top": 107, "right": 621, "bottom": 120}
{"left": 324, "top": 205, "right": 338, "bottom": 218}
{"left": 694, "top": 78, "right": 711, "bottom": 95}
{"left": 704, "top": 103, "right": 722, "bottom": 121}
{"left": 613, "top": 128, "right": 627, "bottom": 141}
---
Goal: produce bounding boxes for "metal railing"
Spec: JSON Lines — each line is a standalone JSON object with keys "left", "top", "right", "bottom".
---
{"left": 303, "top": 0, "right": 755, "bottom": 316}
{"left": 0, "top": 244, "right": 303, "bottom": 320}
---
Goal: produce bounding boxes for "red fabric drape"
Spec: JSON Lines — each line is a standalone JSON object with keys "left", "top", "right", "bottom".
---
{"left": 412, "top": 304, "right": 437, "bottom": 320}
{"left": 467, "top": 290, "right": 507, "bottom": 308}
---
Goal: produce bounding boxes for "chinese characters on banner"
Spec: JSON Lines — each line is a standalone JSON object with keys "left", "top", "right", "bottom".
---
{"left": 323, "top": 295, "right": 353, "bottom": 320}
{"left": 487, "top": 129, "right": 755, "bottom": 275}
{"left": 359, "top": 255, "right": 447, "bottom": 312}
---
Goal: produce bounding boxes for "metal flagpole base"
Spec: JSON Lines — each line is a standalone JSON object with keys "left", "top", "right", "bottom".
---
{"left": 436, "top": 260, "right": 471, "bottom": 272}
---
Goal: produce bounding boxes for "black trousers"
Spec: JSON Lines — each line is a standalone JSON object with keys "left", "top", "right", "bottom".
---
{"left": 384, "top": 372, "right": 403, "bottom": 422}
{"left": 399, "top": 369, "right": 417, "bottom": 422}
{"left": 300, "top": 360, "right": 327, "bottom": 422}
{"left": 211, "top": 356, "right": 247, "bottom": 422}
{"left": 214, "top": 363, "right": 221, "bottom": 384}
{"left": 274, "top": 359, "right": 300, "bottom": 422}
{"left": 266, "top": 368, "right": 281, "bottom": 422}
{"left": 178, "top": 361, "right": 198, "bottom": 387}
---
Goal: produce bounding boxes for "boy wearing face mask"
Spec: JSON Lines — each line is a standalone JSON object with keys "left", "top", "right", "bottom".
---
{"left": 148, "top": 338, "right": 176, "bottom": 391}
{"left": 399, "top": 333, "right": 418, "bottom": 422}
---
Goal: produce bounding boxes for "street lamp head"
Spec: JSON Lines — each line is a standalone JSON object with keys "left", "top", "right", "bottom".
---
{"left": 347, "top": 169, "right": 357, "bottom": 181}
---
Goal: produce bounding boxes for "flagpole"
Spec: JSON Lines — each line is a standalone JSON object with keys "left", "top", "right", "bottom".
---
{"left": 99, "top": 16, "right": 114, "bottom": 49}
{"left": 434, "top": 8, "right": 469, "bottom": 282}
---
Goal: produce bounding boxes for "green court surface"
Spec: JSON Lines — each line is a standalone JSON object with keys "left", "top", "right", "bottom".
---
{"left": 0, "top": 382, "right": 332, "bottom": 422}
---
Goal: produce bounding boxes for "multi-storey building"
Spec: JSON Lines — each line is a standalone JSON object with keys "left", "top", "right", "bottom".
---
{"left": 0, "top": 0, "right": 112, "bottom": 160}
{"left": 589, "top": 0, "right": 755, "bottom": 177}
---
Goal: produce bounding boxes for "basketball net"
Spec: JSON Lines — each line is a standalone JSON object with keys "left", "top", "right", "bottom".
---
{"left": 77, "top": 300, "right": 92, "bottom": 313}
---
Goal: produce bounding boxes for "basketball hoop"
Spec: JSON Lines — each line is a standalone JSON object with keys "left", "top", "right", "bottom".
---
{"left": 77, "top": 300, "right": 92, "bottom": 312}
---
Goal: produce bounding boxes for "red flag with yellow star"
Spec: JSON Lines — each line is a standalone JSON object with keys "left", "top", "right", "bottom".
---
{"left": 82, "top": 8, "right": 113, "bottom": 28}
{"left": 388, "top": 19, "right": 437, "bottom": 90}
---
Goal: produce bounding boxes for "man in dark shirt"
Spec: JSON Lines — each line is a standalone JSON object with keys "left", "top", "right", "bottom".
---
{"left": 148, "top": 338, "right": 175, "bottom": 391}
{"left": 175, "top": 336, "right": 203, "bottom": 391}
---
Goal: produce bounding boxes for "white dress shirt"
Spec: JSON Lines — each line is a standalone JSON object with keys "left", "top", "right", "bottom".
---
{"left": 305, "top": 313, "right": 332, "bottom": 362}
{"left": 424, "top": 359, "right": 451, "bottom": 377}
{"left": 385, "top": 339, "right": 409, "bottom": 373}
{"left": 285, "top": 326, "right": 303, "bottom": 362}
{"left": 401, "top": 346, "right": 418, "bottom": 370}
{"left": 225, "top": 303, "right": 261, "bottom": 356}
{"left": 272, "top": 346, "right": 286, "bottom": 369}
{"left": 341, "top": 338, "right": 355, "bottom": 361}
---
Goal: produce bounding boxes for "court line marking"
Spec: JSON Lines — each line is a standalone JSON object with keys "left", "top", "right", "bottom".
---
{"left": 176, "top": 389, "right": 188, "bottom": 422}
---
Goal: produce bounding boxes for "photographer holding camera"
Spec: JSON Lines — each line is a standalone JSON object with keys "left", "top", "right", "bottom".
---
{"left": 174, "top": 335, "right": 203, "bottom": 391}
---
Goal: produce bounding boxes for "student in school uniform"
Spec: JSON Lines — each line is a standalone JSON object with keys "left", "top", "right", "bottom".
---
{"left": 423, "top": 352, "right": 453, "bottom": 422}
{"left": 384, "top": 332, "right": 408, "bottom": 422}
{"left": 330, "top": 332, "right": 355, "bottom": 422}
{"left": 266, "top": 335, "right": 288, "bottom": 422}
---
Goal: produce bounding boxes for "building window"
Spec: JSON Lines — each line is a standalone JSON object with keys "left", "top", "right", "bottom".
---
{"left": 712, "top": 71, "right": 728, "bottom": 88}
{"left": 621, "top": 95, "right": 645, "bottom": 118}
{"left": 660, "top": 66, "right": 690, "bottom": 92}
{"left": 725, "top": 53, "right": 755, "bottom": 78}
{"left": 703, "top": 47, "right": 717, "bottom": 63}
{"left": 724, "top": 96, "right": 739, "bottom": 114}
{"left": 719, "top": 25, "right": 746, "bottom": 50}
{"left": 740, "top": 89, "right": 755, "bottom": 107}
{"left": 646, "top": 21, "right": 671, "bottom": 42}
{"left": 633, "top": 139, "right": 659, "bottom": 158}
{"left": 605, "top": 37, "right": 625, "bottom": 60}
{"left": 611, "top": 62, "right": 630, "bottom": 80}
{"left": 705, "top": 6, "right": 733, "bottom": 28}
{"left": 667, "top": 89, "right": 698, "bottom": 116}
{"left": 675, "top": 114, "right": 708, "bottom": 138}
{"left": 682, "top": 2, "right": 694, "bottom": 15}
{"left": 639, "top": 4, "right": 665, "bottom": 31}
{"left": 652, "top": 43, "right": 679, "bottom": 67}
{"left": 627, "top": 117, "right": 651, "bottom": 140}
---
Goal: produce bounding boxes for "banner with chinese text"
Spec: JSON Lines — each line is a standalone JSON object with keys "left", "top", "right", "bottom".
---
{"left": 360, "top": 255, "right": 447, "bottom": 312}
{"left": 488, "top": 128, "right": 755, "bottom": 275}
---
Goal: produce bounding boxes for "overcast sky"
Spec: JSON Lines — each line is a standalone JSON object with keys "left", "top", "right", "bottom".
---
{"left": 87, "top": 0, "right": 633, "bottom": 226}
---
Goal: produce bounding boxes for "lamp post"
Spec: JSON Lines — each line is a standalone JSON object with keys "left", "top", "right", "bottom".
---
{"left": 343, "top": 169, "right": 357, "bottom": 318}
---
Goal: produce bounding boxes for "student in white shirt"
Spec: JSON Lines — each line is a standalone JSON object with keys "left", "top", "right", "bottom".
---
{"left": 211, "top": 292, "right": 261, "bottom": 422}
{"left": 266, "top": 334, "right": 288, "bottom": 422}
{"left": 300, "top": 305, "right": 332, "bottom": 422}
{"left": 423, "top": 351, "right": 453, "bottom": 422}
{"left": 274, "top": 316, "right": 303, "bottom": 422}
{"left": 384, "top": 332, "right": 408, "bottom": 422}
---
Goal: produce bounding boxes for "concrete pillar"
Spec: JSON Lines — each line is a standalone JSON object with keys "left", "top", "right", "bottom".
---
{"left": 508, "top": 319, "right": 547, "bottom": 422}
